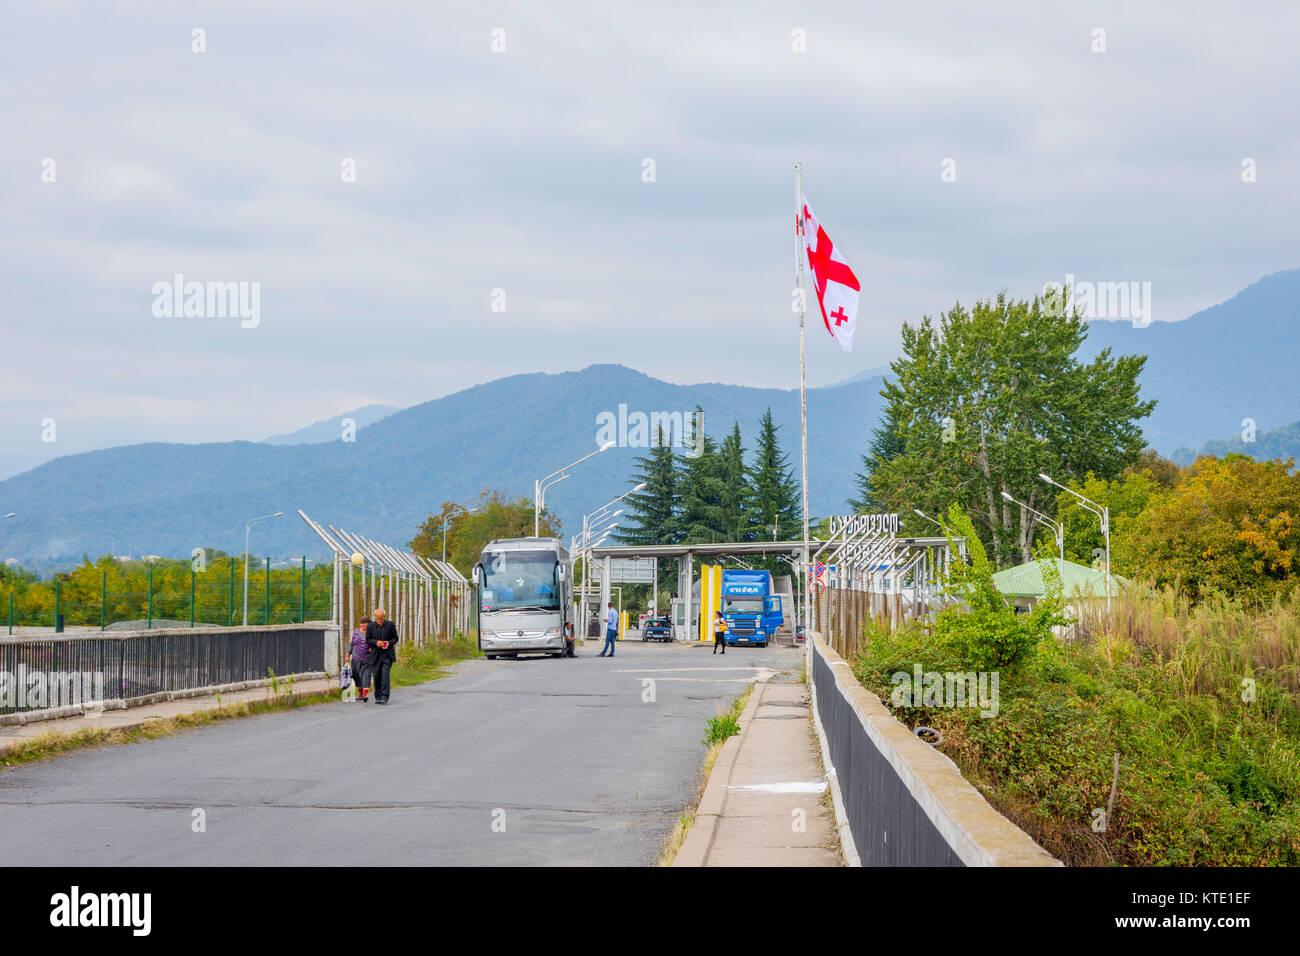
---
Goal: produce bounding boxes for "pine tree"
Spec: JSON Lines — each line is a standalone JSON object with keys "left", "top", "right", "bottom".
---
{"left": 850, "top": 405, "right": 906, "bottom": 512}
{"left": 676, "top": 412, "right": 726, "bottom": 544}
{"left": 749, "top": 407, "right": 801, "bottom": 539}
{"left": 616, "top": 425, "right": 679, "bottom": 545}
{"left": 717, "top": 421, "right": 756, "bottom": 541}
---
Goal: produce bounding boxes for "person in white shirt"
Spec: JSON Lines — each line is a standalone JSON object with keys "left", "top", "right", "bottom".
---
{"left": 598, "top": 602, "right": 619, "bottom": 657}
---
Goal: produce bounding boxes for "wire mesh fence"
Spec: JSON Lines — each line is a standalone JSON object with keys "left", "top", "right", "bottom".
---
{"left": 811, "top": 586, "right": 915, "bottom": 660}
{"left": 1, "top": 557, "right": 334, "bottom": 634}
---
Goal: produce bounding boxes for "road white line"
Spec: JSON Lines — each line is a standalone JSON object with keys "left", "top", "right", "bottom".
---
{"left": 611, "top": 667, "right": 763, "bottom": 673}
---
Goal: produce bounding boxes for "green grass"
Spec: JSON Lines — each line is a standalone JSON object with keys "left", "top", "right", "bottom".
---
{"left": 0, "top": 687, "right": 338, "bottom": 766}
{"left": 658, "top": 685, "right": 754, "bottom": 866}
{"left": 387, "top": 634, "right": 482, "bottom": 688}
{"left": 852, "top": 588, "right": 1300, "bottom": 866}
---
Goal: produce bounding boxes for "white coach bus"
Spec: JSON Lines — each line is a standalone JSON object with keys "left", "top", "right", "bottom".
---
{"left": 473, "top": 537, "right": 572, "bottom": 660}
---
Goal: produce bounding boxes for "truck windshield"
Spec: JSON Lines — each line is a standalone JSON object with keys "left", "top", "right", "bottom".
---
{"left": 480, "top": 550, "right": 560, "bottom": 612}
{"left": 724, "top": 598, "right": 763, "bottom": 614}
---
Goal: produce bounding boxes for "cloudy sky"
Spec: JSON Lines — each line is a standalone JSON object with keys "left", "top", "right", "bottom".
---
{"left": 2, "top": 0, "right": 1297, "bottom": 478}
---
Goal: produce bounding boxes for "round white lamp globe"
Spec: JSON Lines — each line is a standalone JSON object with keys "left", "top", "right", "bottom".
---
{"left": 350, "top": 552, "right": 365, "bottom": 567}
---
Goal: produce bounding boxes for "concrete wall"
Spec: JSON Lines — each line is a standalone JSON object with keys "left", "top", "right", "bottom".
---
{"left": 809, "top": 635, "right": 1059, "bottom": 867}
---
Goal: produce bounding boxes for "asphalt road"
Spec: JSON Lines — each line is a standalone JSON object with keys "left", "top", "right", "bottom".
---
{"left": 0, "top": 638, "right": 804, "bottom": 866}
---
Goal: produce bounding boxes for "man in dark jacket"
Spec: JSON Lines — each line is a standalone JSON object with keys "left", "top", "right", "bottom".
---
{"left": 365, "top": 608, "right": 399, "bottom": 704}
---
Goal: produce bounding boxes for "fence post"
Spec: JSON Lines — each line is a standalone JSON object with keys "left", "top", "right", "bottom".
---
{"left": 264, "top": 556, "right": 270, "bottom": 626}
{"left": 190, "top": 566, "right": 196, "bottom": 628}
{"left": 147, "top": 564, "right": 153, "bottom": 629}
{"left": 228, "top": 558, "right": 234, "bottom": 627}
{"left": 300, "top": 556, "right": 306, "bottom": 624}
{"left": 101, "top": 569, "right": 107, "bottom": 631}
{"left": 54, "top": 579, "right": 62, "bottom": 633}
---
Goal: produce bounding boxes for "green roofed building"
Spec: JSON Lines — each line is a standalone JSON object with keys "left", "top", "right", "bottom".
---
{"left": 992, "top": 558, "right": 1128, "bottom": 611}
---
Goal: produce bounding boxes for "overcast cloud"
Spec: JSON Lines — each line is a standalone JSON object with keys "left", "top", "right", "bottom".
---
{"left": 2, "top": 0, "right": 1297, "bottom": 477}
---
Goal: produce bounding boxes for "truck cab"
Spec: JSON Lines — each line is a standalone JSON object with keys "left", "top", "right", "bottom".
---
{"left": 720, "top": 569, "right": 783, "bottom": 647}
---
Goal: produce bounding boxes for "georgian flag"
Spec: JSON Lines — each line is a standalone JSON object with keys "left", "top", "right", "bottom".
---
{"left": 800, "top": 200, "right": 860, "bottom": 352}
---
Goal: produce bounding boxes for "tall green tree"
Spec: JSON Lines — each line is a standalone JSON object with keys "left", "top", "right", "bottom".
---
{"left": 870, "top": 292, "right": 1155, "bottom": 566}
{"left": 850, "top": 404, "right": 906, "bottom": 513}
{"left": 616, "top": 425, "right": 679, "bottom": 545}
{"left": 749, "top": 407, "right": 801, "bottom": 539}
{"left": 676, "top": 416, "right": 726, "bottom": 544}
{"left": 411, "top": 490, "right": 559, "bottom": 576}
{"left": 717, "top": 421, "right": 756, "bottom": 541}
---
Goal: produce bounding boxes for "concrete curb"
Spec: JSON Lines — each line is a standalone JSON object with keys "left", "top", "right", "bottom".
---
{"left": 809, "top": 664, "right": 861, "bottom": 867}
{"left": 0, "top": 678, "right": 334, "bottom": 756}
{"left": 672, "top": 682, "right": 765, "bottom": 867}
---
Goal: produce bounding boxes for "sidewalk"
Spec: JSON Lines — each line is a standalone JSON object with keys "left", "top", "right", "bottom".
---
{"left": 675, "top": 679, "right": 841, "bottom": 866}
{"left": 0, "top": 677, "right": 334, "bottom": 756}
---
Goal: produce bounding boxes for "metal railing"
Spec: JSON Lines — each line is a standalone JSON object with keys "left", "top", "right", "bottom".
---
{"left": 0, "top": 625, "right": 327, "bottom": 716}
{"left": 809, "top": 636, "right": 1059, "bottom": 867}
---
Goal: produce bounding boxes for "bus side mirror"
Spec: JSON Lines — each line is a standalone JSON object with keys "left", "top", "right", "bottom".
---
{"left": 472, "top": 563, "right": 482, "bottom": 586}
{"left": 557, "top": 563, "right": 568, "bottom": 582}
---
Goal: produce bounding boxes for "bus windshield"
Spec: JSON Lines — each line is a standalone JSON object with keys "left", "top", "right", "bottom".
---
{"left": 480, "top": 550, "right": 560, "bottom": 612}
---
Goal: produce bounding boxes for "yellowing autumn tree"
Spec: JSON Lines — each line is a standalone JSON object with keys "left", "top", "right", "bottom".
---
{"left": 1119, "top": 455, "right": 1300, "bottom": 601}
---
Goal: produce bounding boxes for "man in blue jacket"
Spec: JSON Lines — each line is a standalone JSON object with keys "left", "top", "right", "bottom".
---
{"left": 598, "top": 602, "right": 618, "bottom": 658}
{"left": 365, "top": 607, "right": 399, "bottom": 704}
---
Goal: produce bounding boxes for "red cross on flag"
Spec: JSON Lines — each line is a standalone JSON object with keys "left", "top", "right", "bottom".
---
{"left": 800, "top": 200, "right": 860, "bottom": 352}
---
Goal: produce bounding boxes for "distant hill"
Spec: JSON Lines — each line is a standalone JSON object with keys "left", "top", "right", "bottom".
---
{"left": 4, "top": 269, "right": 1299, "bottom": 568}
{"left": 0, "top": 365, "right": 885, "bottom": 564}
{"left": 1172, "top": 420, "right": 1300, "bottom": 467}
{"left": 262, "top": 404, "right": 403, "bottom": 445}
{"left": 1078, "top": 269, "right": 1300, "bottom": 454}
{"left": 829, "top": 364, "right": 895, "bottom": 387}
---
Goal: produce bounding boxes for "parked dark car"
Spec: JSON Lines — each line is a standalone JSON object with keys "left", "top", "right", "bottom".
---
{"left": 642, "top": 616, "right": 673, "bottom": 642}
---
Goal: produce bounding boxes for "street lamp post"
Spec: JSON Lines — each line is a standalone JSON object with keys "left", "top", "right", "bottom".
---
{"left": 442, "top": 505, "right": 478, "bottom": 564}
{"left": 534, "top": 441, "right": 616, "bottom": 537}
{"left": 243, "top": 512, "right": 283, "bottom": 626}
{"left": 1001, "top": 491, "right": 1064, "bottom": 560}
{"left": 1040, "top": 473, "right": 1110, "bottom": 614}
{"left": 575, "top": 481, "right": 645, "bottom": 620}
{"left": 913, "top": 508, "right": 942, "bottom": 531}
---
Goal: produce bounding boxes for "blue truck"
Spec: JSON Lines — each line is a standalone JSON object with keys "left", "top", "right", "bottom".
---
{"left": 720, "top": 569, "right": 784, "bottom": 647}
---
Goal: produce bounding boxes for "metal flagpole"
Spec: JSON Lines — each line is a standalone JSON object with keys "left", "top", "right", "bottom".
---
{"left": 795, "top": 162, "right": 810, "bottom": 634}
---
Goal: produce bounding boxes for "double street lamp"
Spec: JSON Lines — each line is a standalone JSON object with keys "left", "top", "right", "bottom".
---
{"left": 574, "top": 481, "right": 646, "bottom": 615}
{"left": 441, "top": 504, "right": 481, "bottom": 564}
{"left": 534, "top": 441, "right": 616, "bottom": 537}
{"left": 243, "top": 511, "right": 283, "bottom": 626}
{"left": 1039, "top": 473, "right": 1111, "bottom": 614}
{"left": 1001, "top": 491, "right": 1064, "bottom": 560}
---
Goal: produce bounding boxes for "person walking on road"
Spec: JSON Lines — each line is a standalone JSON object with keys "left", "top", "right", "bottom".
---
{"left": 349, "top": 616, "right": 372, "bottom": 702}
{"left": 713, "top": 610, "right": 727, "bottom": 655}
{"left": 366, "top": 608, "right": 399, "bottom": 704}
{"left": 598, "top": 602, "right": 618, "bottom": 657}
